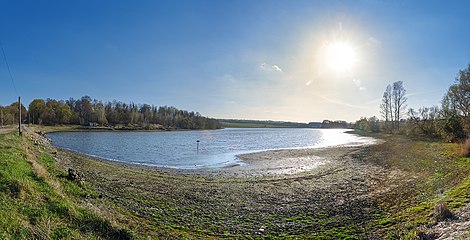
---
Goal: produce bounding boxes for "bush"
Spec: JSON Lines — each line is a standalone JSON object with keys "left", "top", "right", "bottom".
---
{"left": 434, "top": 201, "right": 452, "bottom": 221}
{"left": 462, "top": 138, "right": 470, "bottom": 157}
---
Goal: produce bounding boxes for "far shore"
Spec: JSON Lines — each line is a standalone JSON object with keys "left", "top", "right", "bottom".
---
{"left": 27, "top": 124, "right": 221, "bottom": 134}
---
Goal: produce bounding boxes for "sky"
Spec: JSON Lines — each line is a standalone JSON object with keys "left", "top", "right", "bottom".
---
{"left": 1, "top": 0, "right": 470, "bottom": 122}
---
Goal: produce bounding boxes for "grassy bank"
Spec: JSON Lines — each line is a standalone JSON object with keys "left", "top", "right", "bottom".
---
{"left": 0, "top": 129, "right": 132, "bottom": 239}
{"left": 1, "top": 127, "right": 470, "bottom": 238}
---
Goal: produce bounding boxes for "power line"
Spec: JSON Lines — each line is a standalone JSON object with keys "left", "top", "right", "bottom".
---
{"left": 0, "top": 41, "right": 19, "bottom": 96}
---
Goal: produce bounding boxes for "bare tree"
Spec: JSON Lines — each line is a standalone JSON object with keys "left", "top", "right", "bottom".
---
{"left": 380, "top": 84, "right": 393, "bottom": 131}
{"left": 392, "top": 81, "right": 407, "bottom": 131}
{"left": 408, "top": 106, "right": 439, "bottom": 136}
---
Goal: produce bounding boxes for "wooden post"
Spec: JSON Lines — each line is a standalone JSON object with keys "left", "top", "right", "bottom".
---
{"left": 18, "top": 96, "right": 21, "bottom": 136}
{"left": 196, "top": 140, "right": 200, "bottom": 151}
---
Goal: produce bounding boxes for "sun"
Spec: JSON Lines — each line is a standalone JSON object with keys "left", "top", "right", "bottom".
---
{"left": 324, "top": 41, "right": 357, "bottom": 72}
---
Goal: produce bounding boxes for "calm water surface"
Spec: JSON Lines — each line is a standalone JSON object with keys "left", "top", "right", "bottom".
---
{"left": 48, "top": 128, "right": 369, "bottom": 169}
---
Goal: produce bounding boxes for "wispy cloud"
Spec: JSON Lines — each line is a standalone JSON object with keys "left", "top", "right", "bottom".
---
{"left": 366, "top": 37, "right": 381, "bottom": 50}
{"left": 319, "top": 95, "right": 374, "bottom": 110}
{"left": 352, "top": 79, "right": 367, "bottom": 91}
{"left": 260, "top": 62, "right": 267, "bottom": 69}
{"left": 404, "top": 90, "right": 441, "bottom": 98}
{"left": 365, "top": 98, "right": 382, "bottom": 105}
{"left": 259, "top": 62, "right": 283, "bottom": 73}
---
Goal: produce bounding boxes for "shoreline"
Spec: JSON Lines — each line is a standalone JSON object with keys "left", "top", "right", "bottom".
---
{"left": 48, "top": 128, "right": 380, "bottom": 177}
{"left": 56, "top": 144, "right": 369, "bottom": 178}
{"left": 51, "top": 134, "right": 392, "bottom": 238}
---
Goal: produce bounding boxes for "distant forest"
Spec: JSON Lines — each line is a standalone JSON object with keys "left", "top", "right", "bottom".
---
{"left": 218, "top": 119, "right": 353, "bottom": 129}
{"left": 218, "top": 119, "right": 310, "bottom": 128}
{"left": 0, "top": 96, "right": 221, "bottom": 130}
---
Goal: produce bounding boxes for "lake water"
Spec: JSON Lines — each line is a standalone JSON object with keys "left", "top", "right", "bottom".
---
{"left": 47, "top": 128, "right": 371, "bottom": 169}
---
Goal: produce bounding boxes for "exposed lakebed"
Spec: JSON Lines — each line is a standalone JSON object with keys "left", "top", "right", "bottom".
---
{"left": 48, "top": 128, "right": 375, "bottom": 170}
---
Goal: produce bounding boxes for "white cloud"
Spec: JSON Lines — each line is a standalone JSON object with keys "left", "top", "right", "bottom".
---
{"left": 272, "top": 65, "right": 283, "bottom": 72}
{"left": 259, "top": 62, "right": 283, "bottom": 73}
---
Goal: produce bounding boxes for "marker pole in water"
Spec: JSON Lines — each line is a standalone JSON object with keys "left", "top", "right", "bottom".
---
{"left": 196, "top": 140, "right": 200, "bottom": 152}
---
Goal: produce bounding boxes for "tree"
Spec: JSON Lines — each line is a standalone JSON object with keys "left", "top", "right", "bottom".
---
{"left": 17, "top": 96, "right": 221, "bottom": 130}
{"left": 380, "top": 84, "right": 393, "bottom": 132}
{"left": 367, "top": 116, "right": 380, "bottom": 132}
{"left": 28, "top": 99, "right": 46, "bottom": 124}
{"left": 439, "top": 64, "right": 470, "bottom": 139}
{"left": 392, "top": 81, "right": 407, "bottom": 131}
{"left": 39, "top": 99, "right": 72, "bottom": 125}
{"left": 0, "top": 106, "right": 3, "bottom": 126}
{"left": 6, "top": 102, "right": 27, "bottom": 125}
{"left": 408, "top": 106, "right": 439, "bottom": 136}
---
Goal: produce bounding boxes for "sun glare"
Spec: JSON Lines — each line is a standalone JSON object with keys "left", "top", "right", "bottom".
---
{"left": 324, "top": 42, "right": 357, "bottom": 72}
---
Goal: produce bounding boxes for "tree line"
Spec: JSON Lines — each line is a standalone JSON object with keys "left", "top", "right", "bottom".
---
{"left": 0, "top": 96, "right": 221, "bottom": 130}
{"left": 356, "top": 64, "right": 470, "bottom": 142}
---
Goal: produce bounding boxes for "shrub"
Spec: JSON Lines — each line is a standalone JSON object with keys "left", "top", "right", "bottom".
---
{"left": 434, "top": 201, "right": 452, "bottom": 221}
{"left": 462, "top": 138, "right": 470, "bottom": 157}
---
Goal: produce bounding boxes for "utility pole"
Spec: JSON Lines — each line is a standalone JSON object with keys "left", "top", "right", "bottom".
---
{"left": 18, "top": 96, "right": 21, "bottom": 136}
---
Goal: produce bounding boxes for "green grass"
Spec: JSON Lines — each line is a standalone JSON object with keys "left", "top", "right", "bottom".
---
{"left": 0, "top": 131, "right": 132, "bottom": 239}
{"left": 353, "top": 130, "right": 470, "bottom": 238}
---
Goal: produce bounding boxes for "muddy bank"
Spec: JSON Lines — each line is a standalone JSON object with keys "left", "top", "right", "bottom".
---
{"left": 26, "top": 127, "right": 470, "bottom": 238}
{"left": 52, "top": 138, "right": 408, "bottom": 238}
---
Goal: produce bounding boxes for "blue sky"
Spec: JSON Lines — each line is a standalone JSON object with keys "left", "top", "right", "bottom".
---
{"left": 1, "top": 0, "right": 469, "bottom": 122}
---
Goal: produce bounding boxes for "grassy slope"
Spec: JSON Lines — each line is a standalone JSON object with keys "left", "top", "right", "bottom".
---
{"left": 0, "top": 130, "right": 132, "bottom": 239}
{"left": 354, "top": 131, "right": 470, "bottom": 238}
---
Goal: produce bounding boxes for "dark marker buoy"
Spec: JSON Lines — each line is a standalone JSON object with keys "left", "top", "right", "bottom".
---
{"left": 196, "top": 140, "right": 200, "bottom": 151}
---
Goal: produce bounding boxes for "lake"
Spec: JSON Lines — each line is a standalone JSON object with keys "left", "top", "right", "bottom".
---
{"left": 47, "top": 128, "right": 371, "bottom": 169}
